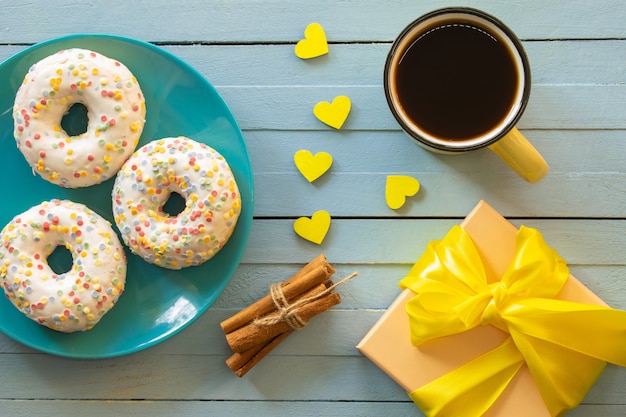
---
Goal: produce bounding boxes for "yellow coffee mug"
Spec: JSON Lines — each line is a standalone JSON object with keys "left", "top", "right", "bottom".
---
{"left": 384, "top": 7, "right": 548, "bottom": 183}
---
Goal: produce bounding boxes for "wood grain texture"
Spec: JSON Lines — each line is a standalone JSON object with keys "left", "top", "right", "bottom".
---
{"left": 239, "top": 219, "right": 626, "bottom": 264}
{"left": 0, "top": 0, "right": 624, "bottom": 416}
{"left": 0, "top": 401, "right": 422, "bottom": 417}
{"left": 213, "top": 85, "right": 626, "bottom": 130}
{"left": 1, "top": 41, "right": 625, "bottom": 85}
{"left": 1, "top": 401, "right": 625, "bottom": 417}
{"left": 0, "top": 352, "right": 623, "bottom": 402}
{"left": 1, "top": 0, "right": 624, "bottom": 42}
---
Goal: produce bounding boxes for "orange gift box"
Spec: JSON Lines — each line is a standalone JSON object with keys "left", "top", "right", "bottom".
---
{"left": 357, "top": 200, "right": 625, "bottom": 417}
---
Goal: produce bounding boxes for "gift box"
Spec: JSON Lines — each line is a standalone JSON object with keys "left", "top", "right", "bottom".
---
{"left": 357, "top": 200, "right": 626, "bottom": 417}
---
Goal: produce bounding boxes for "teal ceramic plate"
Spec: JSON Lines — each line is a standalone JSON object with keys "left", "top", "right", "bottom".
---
{"left": 0, "top": 34, "right": 253, "bottom": 358}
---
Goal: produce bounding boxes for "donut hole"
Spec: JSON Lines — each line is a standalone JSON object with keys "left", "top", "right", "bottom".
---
{"left": 162, "top": 191, "right": 186, "bottom": 216}
{"left": 47, "top": 245, "right": 73, "bottom": 275}
{"left": 61, "top": 103, "right": 89, "bottom": 136}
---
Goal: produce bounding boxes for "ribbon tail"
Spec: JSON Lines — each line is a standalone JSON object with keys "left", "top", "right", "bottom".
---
{"left": 506, "top": 298, "right": 626, "bottom": 366}
{"left": 503, "top": 299, "right": 626, "bottom": 416}
{"left": 409, "top": 338, "right": 524, "bottom": 417}
{"left": 509, "top": 329, "right": 605, "bottom": 417}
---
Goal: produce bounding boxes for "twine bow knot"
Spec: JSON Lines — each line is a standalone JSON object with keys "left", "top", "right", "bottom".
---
{"left": 253, "top": 272, "right": 358, "bottom": 330}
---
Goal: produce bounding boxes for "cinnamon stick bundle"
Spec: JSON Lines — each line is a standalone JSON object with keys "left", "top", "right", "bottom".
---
{"left": 221, "top": 254, "right": 335, "bottom": 334}
{"left": 221, "top": 254, "right": 354, "bottom": 377}
{"left": 226, "top": 280, "right": 340, "bottom": 353}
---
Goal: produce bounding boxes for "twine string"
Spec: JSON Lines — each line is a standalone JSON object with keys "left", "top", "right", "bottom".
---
{"left": 253, "top": 272, "right": 359, "bottom": 330}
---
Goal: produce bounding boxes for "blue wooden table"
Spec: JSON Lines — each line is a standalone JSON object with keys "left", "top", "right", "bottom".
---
{"left": 0, "top": 1, "right": 624, "bottom": 416}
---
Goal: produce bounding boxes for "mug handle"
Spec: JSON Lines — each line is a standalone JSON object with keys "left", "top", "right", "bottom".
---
{"left": 487, "top": 128, "right": 549, "bottom": 183}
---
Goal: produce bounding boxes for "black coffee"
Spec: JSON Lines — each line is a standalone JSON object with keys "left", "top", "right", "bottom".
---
{"left": 394, "top": 21, "right": 519, "bottom": 141}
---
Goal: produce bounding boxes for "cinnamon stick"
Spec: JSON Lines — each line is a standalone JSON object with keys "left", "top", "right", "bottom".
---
{"left": 224, "top": 281, "right": 331, "bottom": 375}
{"left": 221, "top": 255, "right": 357, "bottom": 376}
{"left": 220, "top": 254, "right": 335, "bottom": 334}
{"left": 226, "top": 331, "right": 292, "bottom": 377}
{"left": 225, "top": 288, "right": 341, "bottom": 353}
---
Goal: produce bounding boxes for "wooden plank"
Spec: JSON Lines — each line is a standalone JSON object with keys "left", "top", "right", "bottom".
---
{"left": 0, "top": 0, "right": 624, "bottom": 43}
{"left": 166, "top": 41, "right": 625, "bottom": 86}
{"left": 240, "top": 219, "right": 626, "bottom": 265}
{"left": 0, "top": 353, "right": 622, "bottom": 402}
{"left": 217, "top": 85, "right": 626, "bottom": 130}
{"left": 178, "top": 41, "right": 626, "bottom": 85}
{"left": 0, "top": 355, "right": 408, "bottom": 401}
{"left": 2, "top": 40, "right": 624, "bottom": 85}
{"left": 0, "top": 400, "right": 623, "bottom": 417}
{"left": 249, "top": 172, "right": 626, "bottom": 218}
{"left": 216, "top": 264, "right": 626, "bottom": 309}
{"left": 0, "top": 400, "right": 422, "bottom": 417}
{"left": 243, "top": 130, "right": 626, "bottom": 174}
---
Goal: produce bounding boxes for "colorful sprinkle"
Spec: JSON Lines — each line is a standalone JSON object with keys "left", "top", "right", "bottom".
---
{"left": 0, "top": 200, "right": 127, "bottom": 332}
{"left": 112, "top": 137, "right": 241, "bottom": 270}
{"left": 12, "top": 48, "right": 146, "bottom": 188}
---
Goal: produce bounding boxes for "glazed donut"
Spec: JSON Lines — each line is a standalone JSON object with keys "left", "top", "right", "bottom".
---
{"left": 112, "top": 137, "right": 241, "bottom": 270}
{"left": 13, "top": 48, "right": 146, "bottom": 188}
{"left": 0, "top": 200, "right": 127, "bottom": 332}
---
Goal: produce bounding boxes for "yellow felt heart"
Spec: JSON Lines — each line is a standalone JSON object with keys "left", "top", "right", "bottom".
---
{"left": 294, "top": 22, "right": 329, "bottom": 59}
{"left": 313, "top": 95, "right": 351, "bottom": 129}
{"left": 293, "top": 210, "right": 331, "bottom": 244}
{"left": 385, "top": 175, "right": 420, "bottom": 209}
{"left": 294, "top": 149, "right": 333, "bottom": 182}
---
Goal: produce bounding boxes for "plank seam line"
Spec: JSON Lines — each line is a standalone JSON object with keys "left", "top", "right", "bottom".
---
{"left": 2, "top": 38, "right": 625, "bottom": 47}
{"left": 252, "top": 216, "right": 626, "bottom": 221}
{"left": 0, "top": 398, "right": 416, "bottom": 403}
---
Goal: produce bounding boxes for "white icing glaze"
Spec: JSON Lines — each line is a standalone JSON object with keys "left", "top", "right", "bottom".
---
{"left": 13, "top": 48, "right": 146, "bottom": 188}
{"left": 0, "top": 200, "right": 127, "bottom": 332}
{"left": 112, "top": 137, "right": 241, "bottom": 270}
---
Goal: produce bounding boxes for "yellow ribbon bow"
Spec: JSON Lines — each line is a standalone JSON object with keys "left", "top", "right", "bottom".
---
{"left": 399, "top": 225, "right": 626, "bottom": 417}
